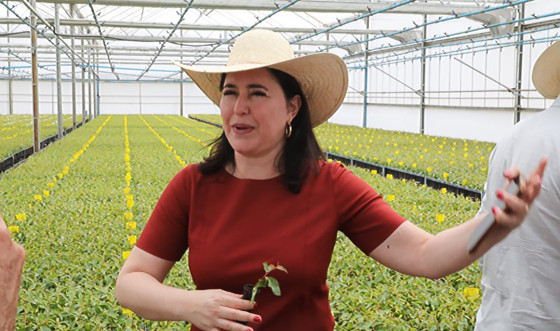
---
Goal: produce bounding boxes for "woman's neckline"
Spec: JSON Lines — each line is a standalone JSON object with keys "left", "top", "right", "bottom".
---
{"left": 222, "top": 165, "right": 282, "bottom": 181}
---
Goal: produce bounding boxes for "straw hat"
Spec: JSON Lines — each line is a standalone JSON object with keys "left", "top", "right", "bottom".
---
{"left": 532, "top": 40, "right": 560, "bottom": 99}
{"left": 175, "top": 29, "right": 348, "bottom": 127}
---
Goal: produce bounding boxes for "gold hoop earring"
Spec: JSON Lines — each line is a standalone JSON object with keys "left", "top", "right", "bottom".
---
{"left": 285, "top": 122, "right": 292, "bottom": 138}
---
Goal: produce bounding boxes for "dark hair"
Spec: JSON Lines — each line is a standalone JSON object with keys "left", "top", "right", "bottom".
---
{"left": 197, "top": 68, "right": 325, "bottom": 193}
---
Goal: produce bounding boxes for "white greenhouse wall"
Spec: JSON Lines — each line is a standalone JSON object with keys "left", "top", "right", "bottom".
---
{"left": 0, "top": 79, "right": 220, "bottom": 116}
{"left": 0, "top": 78, "right": 552, "bottom": 143}
{"left": 330, "top": 102, "right": 542, "bottom": 143}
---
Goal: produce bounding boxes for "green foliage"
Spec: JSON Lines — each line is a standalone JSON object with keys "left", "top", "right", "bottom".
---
{"left": 251, "top": 262, "right": 289, "bottom": 304}
{"left": 1, "top": 115, "right": 482, "bottom": 330}
{"left": 315, "top": 122, "right": 494, "bottom": 190}
{"left": 0, "top": 114, "right": 83, "bottom": 159}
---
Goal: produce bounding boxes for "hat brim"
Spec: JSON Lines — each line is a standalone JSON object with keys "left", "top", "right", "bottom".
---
{"left": 175, "top": 52, "right": 348, "bottom": 127}
{"left": 532, "top": 40, "right": 560, "bottom": 99}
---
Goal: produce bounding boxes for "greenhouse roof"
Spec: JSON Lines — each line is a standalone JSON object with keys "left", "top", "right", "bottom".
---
{"left": 1, "top": 0, "right": 559, "bottom": 81}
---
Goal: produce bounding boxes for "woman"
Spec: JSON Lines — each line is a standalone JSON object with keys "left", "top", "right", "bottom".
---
{"left": 116, "top": 29, "right": 546, "bottom": 331}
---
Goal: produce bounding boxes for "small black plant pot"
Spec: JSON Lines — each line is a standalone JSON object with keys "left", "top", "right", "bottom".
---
{"left": 242, "top": 283, "right": 255, "bottom": 300}
{"left": 239, "top": 284, "right": 260, "bottom": 325}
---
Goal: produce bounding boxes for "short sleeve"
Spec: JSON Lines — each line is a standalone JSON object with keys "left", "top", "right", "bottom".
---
{"left": 135, "top": 165, "right": 194, "bottom": 261}
{"left": 330, "top": 163, "right": 406, "bottom": 255}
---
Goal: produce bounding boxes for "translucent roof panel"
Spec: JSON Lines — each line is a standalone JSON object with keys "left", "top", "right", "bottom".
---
{"left": 1, "top": 0, "right": 559, "bottom": 81}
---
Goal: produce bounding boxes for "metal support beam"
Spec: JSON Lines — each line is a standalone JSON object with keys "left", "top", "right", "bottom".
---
{"left": 179, "top": 28, "right": 183, "bottom": 117}
{"left": 7, "top": 0, "right": 87, "bottom": 64}
{"left": 88, "top": 44, "right": 92, "bottom": 119}
{"left": 514, "top": 4, "right": 525, "bottom": 124}
{"left": 70, "top": 4, "right": 76, "bottom": 129}
{"left": 81, "top": 38, "right": 86, "bottom": 123}
{"left": 30, "top": 0, "right": 40, "bottom": 152}
{"left": 7, "top": 8, "right": 13, "bottom": 114}
{"left": 95, "top": 49, "right": 100, "bottom": 116}
{"left": 2, "top": 30, "right": 341, "bottom": 47}
{"left": 190, "top": 0, "right": 299, "bottom": 66}
{"left": 87, "top": 0, "right": 119, "bottom": 80}
{"left": 454, "top": 57, "right": 524, "bottom": 99}
{"left": 55, "top": 3, "right": 63, "bottom": 139}
{"left": 420, "top": 12, "right": 427, "bottom": 135}
{"left": 362, "top": 16, "right": 369, "bottom": 129}
{"left": 0, "top": 17, "right": 413, "bottom": 36}
{"left": 29, "top": 0, "right": 498, "bottom": 16}
{"left": 136, "top": 0, "right": 194, "bottom": 80}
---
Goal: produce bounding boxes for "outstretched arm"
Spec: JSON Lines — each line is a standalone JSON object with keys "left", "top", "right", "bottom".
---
{"left": 0, "top": 213, "right": 26, "bottom": 331}
{"left": 369, "top": 158, "right": 547, "bottom": 279}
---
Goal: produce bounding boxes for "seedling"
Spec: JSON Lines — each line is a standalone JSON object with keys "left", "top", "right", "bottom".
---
{"left": 250, "top": 262, "right": 288, "bottom": 305}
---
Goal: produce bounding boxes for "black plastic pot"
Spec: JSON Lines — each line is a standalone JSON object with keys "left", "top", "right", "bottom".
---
{"left": 239, "top": 284, "right": 259, "bottom": 325}
{"left": 242, "top": 283, "right": 255, "bottom": 300}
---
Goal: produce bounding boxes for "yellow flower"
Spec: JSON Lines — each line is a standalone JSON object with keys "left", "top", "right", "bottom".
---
{"left": 386, "top": 174, "right": 394, "bottom": 179}
{"left": 370, "top": 170, "right": 377, "bottom": 175}
{"left": 43, "top": 190, "right": 50, "bottom": 197}
{"left": 398, "top": 161, "right": 403, "bottom": 166}
{"left": 127, "top": 235, "right": 137, "bottom": 245}
{"left": 124, "top": 212, "right": 133, "bottom": 220}
{"left": 436, "top": 214, "right": 445, "bottom": 224}
{"left": 126, "top": 195, "right": 134, "bottom": 209}
{"left": 16, "top": 213, "right": 26, "bottom": 222}
{"left": 464, "top": 153, "right": 469, "bottom": 158}
{"left": 441, "top": 188, "right": 447, "bottom": 194}
{"left": 122, "top": 251, "right": 131, "bottom": 259}
{"left": 122, "top": 308, "right": 134, "bottom": 317}
{"left": 34, "top": 194, "right": 42, "bottom": 202}
{"left": 125, "top": 222, "right": 137, "bottom": 230}
{"left": 462, "top": 179, "right": 468, "bottom": 186}
{"left": 386, "top": 194, "right": 396, "bottom": 202}
{"left": 412, "top": 205, "right": 417, "bottom": 210}
{"left": 426, "top": 167, "right": 432, "bottom": 172}
{"left": 387, "top": 158, "right": 392, "bottom": 164}
{"left": 8, "top": 225, "right": 19, "bottom": 234}
{"left": 443, "top": 172, "right": 449, "bottom": 179}
{"left": 463, "top": 287, "right": 480, "bottom": 300}
{"left": 412, "top": 163, "right": 417, "bottom": 168}
{"left": 419, "top": 155, "right": 424, "bottom": 159}
{"left": 47, "top": 182, "right": 55, "bottom": 188}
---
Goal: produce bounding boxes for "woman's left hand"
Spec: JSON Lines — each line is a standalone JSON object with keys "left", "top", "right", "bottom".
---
{"left": 493, "top": 157, "right": 547, "bottom": 229}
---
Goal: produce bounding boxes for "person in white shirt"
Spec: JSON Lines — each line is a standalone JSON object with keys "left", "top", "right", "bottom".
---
{"left": 475, "top": 40, "right": 560, "bottom": 330}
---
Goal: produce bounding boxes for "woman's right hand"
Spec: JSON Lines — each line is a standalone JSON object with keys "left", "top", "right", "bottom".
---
{"left": 185, "top": 289, "right": 261, "bottom": 331}
{"left": 116, "top": 247, "right": 261, "bottom": 330}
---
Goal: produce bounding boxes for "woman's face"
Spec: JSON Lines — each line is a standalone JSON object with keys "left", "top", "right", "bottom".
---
{"left": 220, "top": 68, "right": 300, "bottom": 159}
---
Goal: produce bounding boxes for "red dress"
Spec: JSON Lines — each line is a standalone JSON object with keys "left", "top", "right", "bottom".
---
{"left": 136, "top": 161, "right": 406, "bottom": 330}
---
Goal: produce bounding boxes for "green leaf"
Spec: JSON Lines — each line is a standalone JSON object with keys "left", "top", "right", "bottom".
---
{"left": 263, "top": 262, "right": 273, "bottom": 273}
{"left": 276, "top": 265, "right": 288, "bottom": 274}
{"left": 267, "top": 277, "right": 281, "bottom": 296}
{"left": 254, "top": 278, "right": 267, "bottom": 289}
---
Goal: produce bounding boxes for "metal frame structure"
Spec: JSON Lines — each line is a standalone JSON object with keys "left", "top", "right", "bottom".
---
{"left": 0, "top": 0, "right": 559, "bottom": 141}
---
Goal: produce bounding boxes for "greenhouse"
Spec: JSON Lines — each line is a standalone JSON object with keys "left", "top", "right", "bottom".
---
{"left": 1, "top": 0, "right": 559, "bottom": 330}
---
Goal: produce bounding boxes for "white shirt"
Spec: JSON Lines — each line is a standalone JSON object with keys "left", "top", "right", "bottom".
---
{"left": 475, "top": 96, "right": 560, "bottom": 330}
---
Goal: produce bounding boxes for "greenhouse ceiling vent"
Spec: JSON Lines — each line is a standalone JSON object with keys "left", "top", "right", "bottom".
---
{"left": 470, "top": 7, "right": 516, "bottom": 37}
